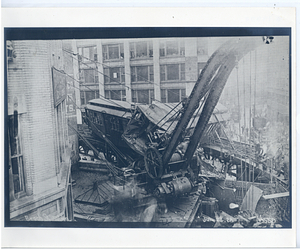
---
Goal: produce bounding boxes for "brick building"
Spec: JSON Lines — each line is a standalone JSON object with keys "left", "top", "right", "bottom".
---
{"left": 6, "top": 40, "right": 75, "bottom": 221}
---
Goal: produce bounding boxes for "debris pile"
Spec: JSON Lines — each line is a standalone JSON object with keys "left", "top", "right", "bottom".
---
{"left": 192, "top": 208, "right": 282, "bottom": 228}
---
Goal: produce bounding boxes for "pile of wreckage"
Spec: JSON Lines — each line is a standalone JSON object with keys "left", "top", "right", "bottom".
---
{"left": 193, "top": 209, "right": 283, "bottom": 228}
{"left": 70, "top": 37, "right": 290, "bottom": 227}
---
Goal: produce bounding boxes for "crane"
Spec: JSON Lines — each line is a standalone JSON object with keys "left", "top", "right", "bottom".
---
{"left": 82, "top": 37, "right": 271, "bottom": 198}
{"left": 123, "top": 37, "right": 270, "bottom": 197}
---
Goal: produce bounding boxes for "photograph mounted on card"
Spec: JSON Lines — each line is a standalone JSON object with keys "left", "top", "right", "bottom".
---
{"left": 4, "top": 27, "right": 293, "bottom": 231}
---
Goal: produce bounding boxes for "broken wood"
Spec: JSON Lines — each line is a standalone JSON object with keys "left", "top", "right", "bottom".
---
{"left": 79, "top": 166, "right": 110, "bottom": 173}
{"left": 218, "top": 211, "right": 237, "bottom": 223}
{"left": 185, "top": 196, "right": 202, "bottom": 228}
{"left": 199, "top": 214, "right": 216, "bottom": 223}
{"left": 232, "top": 222, "right": 244, "bottom": 227}
{"left": 237, "top": 214, "right": 250, "bottom": 226}
{"left": 262, "top": 192, "right": 289, "bottom": 200}
{"left": 74, "top": 213, "right": 106, "bottom": 222}
{"left": 79, "top": 159, "right": 108, "bottom": 168}
{"left": 214, "top": 210, "right": 237, "bottom": 227}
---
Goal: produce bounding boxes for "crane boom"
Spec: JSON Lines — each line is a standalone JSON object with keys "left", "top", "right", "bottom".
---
{"left": 162, "top": 37, "right": 267, "bottom": 166}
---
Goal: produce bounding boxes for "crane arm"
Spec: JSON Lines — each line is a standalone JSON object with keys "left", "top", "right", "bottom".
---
{"left": 162, "top": 37, "right": 267, "bottom": 166}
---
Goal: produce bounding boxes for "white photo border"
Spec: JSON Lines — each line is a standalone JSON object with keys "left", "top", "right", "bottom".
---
{"left": 1, "top": 7, "right": 297, "bottom": 248}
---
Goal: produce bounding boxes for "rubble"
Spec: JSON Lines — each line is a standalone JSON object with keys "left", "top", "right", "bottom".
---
{"left": 193, "top": 209, "right": 283, "bottom": 228}
{"left": 193, "top": 214, "right": 216, "bottom": 228}
{"left": 236, "top": 214, "right": 250, "bottom": 227}
{"left": 232, "top": 222, "right": 244, "bottom": 228}
{"left": 191, "top": 198, "right": 284, "bottom": 228}
{"left": 71, "top": 37, "right": 290, "bottom": 228}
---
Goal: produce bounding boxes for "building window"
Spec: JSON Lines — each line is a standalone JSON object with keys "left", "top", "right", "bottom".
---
{"left": 103, "top": 67, "right": 125, "bottom": 84}
{"left": 197, "top": 39, "right": 208, "bottom": 55}
{"left": 161, "top": 89, "right": 186, "bottom": 103}
{"left": 103, "top": 44, "right": 124, "bottom": 60}
{"left": 8, "top": 111, "right": 25, "bottom": 198}
{"left": 80, "top": 69, "right": 99, "bottom": 84}
{"left": 131, "top": 65, "right": 154, "bottom": 83}
{"left": 78, "top": 46, "right": 97, "bottom": 62}
{"left": 132, "top": 89, "right": 154, "bottom": 104}
{"left": 81, "top": 91, "right": 99, "bottom": 105}
{"left": 130, "top": 41, "right": 153, "bottom": 59}
{"left": 105, "top": 90, "right": 126, "bottom": 101}
{"left": 160, "top": 64, "right": 185, "bottom": 81}
{"left": 160, "top": 40, "right": 185, "bottom": 57}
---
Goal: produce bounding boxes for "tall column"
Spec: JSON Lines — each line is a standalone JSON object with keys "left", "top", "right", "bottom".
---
{"left": 153, "top": 39, "right": 161, "bottom": 101}
{"left": 124, "top": 40, "right": 131, "bottom": 102}
{"left": 71, "top": 40, "right": 82, "bottom": 124}
{"left": 96, "top": 40, "right": 104, "bottom": 98}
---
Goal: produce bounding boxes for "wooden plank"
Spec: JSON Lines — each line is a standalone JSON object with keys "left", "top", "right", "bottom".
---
{"left": 185, "top": 196, "right": 202, "bottom": 228}
{"left": 262, "top": 192, "right": 289, "bottom": 200}
{"left": 79, "top": 166, "right": 110, "bottom": 173}
{"left": 79, "top": 160, "right": 108, "bottom": 168}
{"left": 156, "top": 194, "right": 201, "bottom": 228}
{"left": 74, "top": 213, "right": 106, "bottom": 222}
{"left": 225, "top": 180, "right": 275, "bottom": 189}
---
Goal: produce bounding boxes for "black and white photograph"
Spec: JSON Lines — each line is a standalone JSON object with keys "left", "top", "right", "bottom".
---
{"left": 5, "top": 29, "right": 292, "bottom": 228}
{"left": 2, "top": 6, "right": 297, "bottom": 248}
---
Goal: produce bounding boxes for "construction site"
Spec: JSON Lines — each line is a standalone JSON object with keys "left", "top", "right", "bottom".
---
{"left": 6, "top": 34, "right": 290, "bottom": 228}
{"left": 69, "top": 36, "right": 291, "bottom": 228}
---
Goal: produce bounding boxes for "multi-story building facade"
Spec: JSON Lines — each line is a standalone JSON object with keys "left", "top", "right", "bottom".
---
{"left": 6, "top": 40, "right": 75, "bottom": 221}
{"left": 76, "top": 38, "right": 209, "bottom": 111}
{"left": 76, "top": 37, "right": 289, "bottom": 119}
{"left": 76, "top": 36, "right": 289, "bottom": 150}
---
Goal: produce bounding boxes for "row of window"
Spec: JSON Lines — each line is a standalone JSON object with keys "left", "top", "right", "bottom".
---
{"left": 78, "top": 40, "right": 208, "bottom": 62}
{"left": 80, "top": 90, "right": 100, "bottom": 105}
{"left": 105, "top": 89, "right": 126, "bottom": 102}
{"left": 80, "top": 69, "right": 99, "bottom": 83}
{"left": 161, "top": 88, "right": 186, "bottom": 103}
{"left": 104, "top": 67, "right": 125, "bottom": 84}
{"left": 81, "top": 88, "right": 186, "bottom": 105}
{"left": 103, "top": 44, "right": 124, "bottom": 60}
{"left": 80, "top": 62, "right": 207, "bottom": 84}
{"left": 130, "top": 42, "right": 153, "bottom": 59}
{"left": 160, "top": 40, "right": 185, "bottom": 57}
{"left": 160, "top": 64, "right": 185, "bottom": 81}
{"left": 78, "top": 46, "right": 98, "bottom": 62}
{"left": 80, "top": 64, "right": 186, "bottom": 84}
{"left": 131, "top": 66, "right": 154, "bottom": 83}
